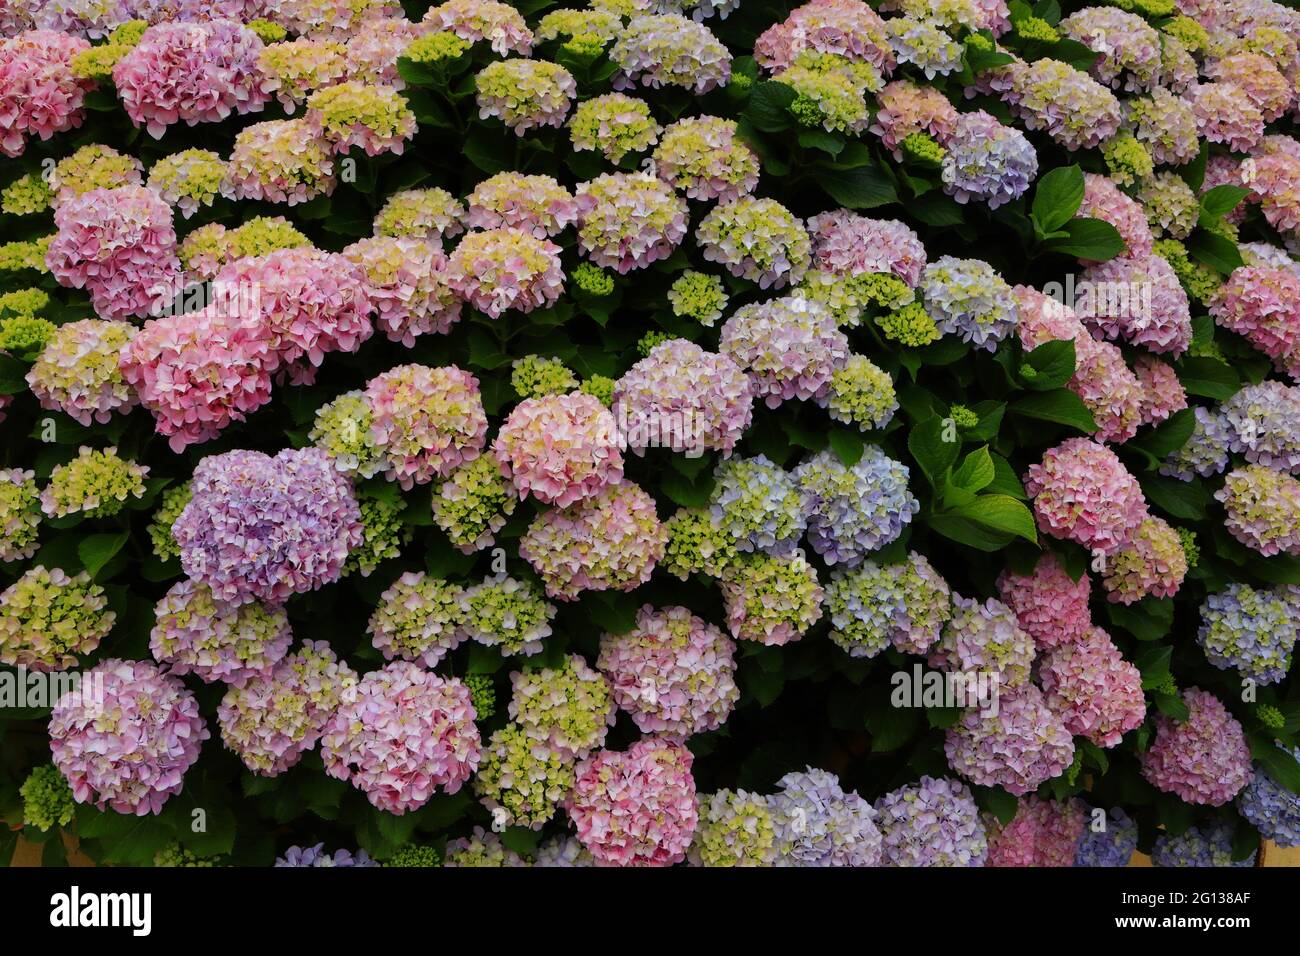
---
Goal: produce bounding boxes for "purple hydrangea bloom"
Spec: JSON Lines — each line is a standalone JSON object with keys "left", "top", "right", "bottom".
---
{"left": 173, "top": 447, "right": 363, "bottom": 606}
{"left": 1151, "top": 821, "right": 1255, "bottom": 868}
{"left": 1074, "top": 807, "right": 1138, "bottom": 867}
{"left": 794, "top": 446, "right": 918, "bottom": 566}
{"left": 770, "top": 767, "right": 882, "bottom": 867}
{"left": 921, "top": 256, "right": 1018, "bottom": 351}
{"left": 1219, "top": 380, "right": 1300, "bottom": 474}
{"left": 941, "top": 110, "right": 1037, "bottom": 210}
{"left": 874, "top": 775, "right": 988, "bottom": 867}
{"left": 1237, "top": 746, "right": 1300, "bottom": 847}
{"left": 274, "top": 844, "right": 378, "bottom": 867}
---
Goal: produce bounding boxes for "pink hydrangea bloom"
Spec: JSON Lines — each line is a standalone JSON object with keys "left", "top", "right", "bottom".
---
{"left": 1188, "top": 81, "right": 1265, "bottom": 153}
{"left": 494, "top": 391, "right": 623, "bottom": 507}
{"left": 321, "top": 661, "right": 481, "bottom": 814}
{"left": 364, "top": 364, "right": 488, "bottom": 489}
{"left": 1040, "top": 625, "right": 1145, "bottom": 747}
{"left": 421, "top": 0, "right": 533, "bottom": 56}
{"left": 597, "top": 604, "right": 739, "bottom": 738}
{"left": 46, "top": 185, "right": 181, "bottom": 321}
{"left": 1101, "top": 515, "right": 1188, "bottom": 604}
{"left": 120, "top": 306, "right": 276, "bottom": 452}
{"left": 217, "top": 640, "right": 357, "bottom": 776}
{"left": 341, "top": 236, "right": 460, "bottom": 346}
{"left": 612, "top": 338, "right": 754, "bottom": 457}
{"left": 1024, "top": 438, "right": 1149, "bottom": 554}
{"left": 1134, "top": 355, "right": 1187, "bottom": 426}
{"left": 720, "top": 296, "right": 849, "bottom": 408}
{"left": 985, "top": 796, "right": 1085, "bottom": 867}
{"left": 1077, "top": 173, "right": 1153, "bottom": 261}
{"left": 173, "top": 447, "right": 363, "bottom": 606}
{"left": 212, "top": 247, "right": 373, "bottom": 375}
{"left": 26, "top": 318, "right": 136, "bottom": 426}
{"left": 49, "top": 658, "right": 208, "bottom": 816}
{"left": 520, "top": 480, "right": 666, "bottom": 600}
{"left": 755, "top": 0, "right": 894, "bottom": 74}
{"left": 1077, "top": 254, "right": 1191, "bottom": 355}
{"left": 870, "top": 80, "right": 957, "bottom": 158}
{"left": 944, "top": 683, "right": 1075, "bottom": 795}
{"left": 447, "top": 227, "right": 565, "bottom": 318}
{"left": 223, "top": 118, "right": 336, "bottom": 205}
{"left": 1140, "top": 687, "right": 1252, "bottom": 805}
{"left": 113, "top": 21, "right": 269, "bottom": 139}
{"left": 568, "top": 737, "right": 699, "bottom": 867}
{"left": 1210, "top": 266, "right": 1300, "bottom": 377}
{"left": 150, "top": 579, "right": 292, "bottom": 686}
{"left": 1012, "top": 284, "right": 1144, "bottom": 443}
{"left": 996, "top": 552, "right": 1092, "bottom": 650}
{"left": 0, "top": 29, "right": 92, "bottom": 158}
{"left": 805, "top": 210, "right": 927, "bottom": 286}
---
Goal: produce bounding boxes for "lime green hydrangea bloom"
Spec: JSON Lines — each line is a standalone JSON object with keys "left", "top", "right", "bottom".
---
{"left": 511, "top": 355, "right": 579, "bottom": 400}
{"left": 689, "top": 789, "right": 779, "bottom": 866}
{"left": 247, "top": 19, "right": 288, "bottom": 43}
{"left": 0, "top": 469, "right": 41, "bottom": 563}
{"left": 662, "top": 506, "right": 738, "bottom": 580}
{"left": 310, "top": 391, "right": 382, "bottom": 478}
{"left": 568, "top": 93, "right": 661, "bottom": 164}
{"left": 474, "top": 724, "right": 574, "bottom": 828}
{"left": 154, "top": 844, "right": 219, "bottom": 867}
{"left": 0, "top": 236, "right": 53, "bottom": 272}
{"left": 900, "top": 131, "right": 946, "bottom": 166}
{"left": 800, "top": 269, "right": 914, "bottom": 327}
{"left": 464, "top": 674, "right": 496, "bottom": 720}
{"left": 405, "top": 31, "right": 471, "bottom": 65}
{"left": 21, "top": 765, "right": 75, "bottom": 831}
{"left": 345, "top": 491, "right": 409, "bottom": 577}
{"left": 827, "top": 355, "right": 898, "bottom": 430}
{"left": 432, "top": 455, "right": 518, "bottom": 553}
{"left": 637, "top": 331, "right": 672, "bottom": 357}
{"left": 70, "top": 43, "right": 130, "bottom": 81}
{"left": 1101, "top": 132, "right": 1153, "bottom": 187}
{"left": 0, "top": 314, "right": 56, "bottom": 355}
{"left": 1015, "top": 16, "right": 1059, "bottom": 41}
{"left": 51, "top": 145, "right": 142, "bottom": 199}
{"left": 109, "top": 19, "right": 148, "bottom": 46}
{"left": 1257, "top": 704, "right": 1285, "bottom": 731}
{"left": 147, "top": 482, "right": 191, "bottom": 562}
{"left": 1164, "top": 16, "right": 1208, "bottom": 52}
{"left": 668, "top": 271, "right": 728, "bottom": 326}
{"left": 876, "top": 301, "right": 941, "bottom": 346}
{"left": 2, "top": 173, "right": 52, "bottom": 215}
{"left": 1154, "top": 238, "right": 1222, "bottom": 303}
{"left": 0, "top": 287, "right": 50, "bottom": 317}
{"left": 387, "top": 844, "right": 442, "bottom": 867}
{"left": 571, "top": 261, "right": 616, "bottom": 297}
{"left": 580, "top": 375, "right": 616, "bottom": 407}
{"left": 1176, "top": 527, "right": 1199, "bottom": 568}
{"left": 948, "top": 404, "right": 980, "bottom": 429}
{"left": 41, "top": 447, "right": 148, "bottom": 519}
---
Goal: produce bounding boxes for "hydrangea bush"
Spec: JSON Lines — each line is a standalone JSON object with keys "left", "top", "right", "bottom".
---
{"left": 1, "top": 0, "right": 1298, "bottom": 869}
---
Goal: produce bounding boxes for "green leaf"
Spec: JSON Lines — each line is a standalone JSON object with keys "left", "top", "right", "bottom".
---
{"left": 1134, "top": 407, "right": 1196, "bottom": 459}
{"left": 1031, "top": 165, "right": 1084, "bottom": 234}
{"left": 78, "top": 532, "right": 129, "bottom": 579}
{"left": 865, "top": 698, "right": 920, "bottom": 751}
{"left": 927, "top": 513, "right": 1015, "bottom": 551}
{"left": 1134, "top": 645, "right": 1173, "bottom": 689}
{"left": 1042, "top": 217, "right": 1126, "bottom": 260}
{"left": 814, "top": 160, "right": 897, "bottom": 210}
{"left": 796, "top": 128, "right": 844, "bottom": 157}
{"left": 1009, "top": 388, "right": 1097, "bottom": 432}
{"left": 907, "top": 416, "right": 959, "bottom": 488}
{"left": 1199, "top": 184, "right": 1251, "bottom": 221}
{"left": 1251, "top": 738, "right": 1300, "bottom": 796}
{"left": 951, "top": 494, "right": 1038, "bottom": 544}
{"left": 1178, "top": 356, "right": 1240, "bottom": 400}
{"left": 986, "top": 453, "right": 1028, "bottom": 500}
{"left": 743, "top": 81, "right": 796, "bottom": 133}
{"left": 1140, "top": 474, "right": 1209, "bottom": 521}
{"left": 1018, "top": 338, "right": 1076, "bottom": 390}
{"left": 1186, "top": 230, "right": 1243, "bottom": 275}
{"left": 661, "top": 469, "right": 714, "bottom": 508}
{"left": 828, "top": 427, "right": 865, "bottom": 467}
{"left": 1106, "top": 598, "right": 1173, "bottom": 641}
{"left": 949, "top": 446, "right": 995, "bottom": 494}
{"left": 977, "top": 787, "right": 1019, "bottom": 826}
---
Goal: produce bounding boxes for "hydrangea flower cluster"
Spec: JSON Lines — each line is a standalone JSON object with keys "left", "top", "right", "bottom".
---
{"left": 1140, "top": 688, "right": 1253, "bottom": 806}
{"left": 367, "top": 571, "right": 466, "bottom": 667}
{"left": 597, "top": 604, "right": 738, "bottom": 738}
{"left": 708, "top": 454, "right": 805, "bottom": 556}
{"left": 494, "top": 391, "right": 623, "bottom": 507}
{"left": 944, "top": 683, "right": 1075, "bottom": 795}
{"left": 1152, "top": 822, "right": 1254, "bottom": 868}
{"left": 217, "top": 641, "right": 357, "bottom": 777}
{"left": 995, "top": 552, "right": 1091, "bottom": 650}
{"left": 720, "top": 551, "right": 824, "bottom": 646}
{"left": 874, "top": 776, "right": 987, "bottom": 867}
{"left": 508, "top": 654, "right": 614, "bottom": 760}
{"left": 770, "top": 767, "right": 882, "bottom": 867}
{"left": 1197, "top": 583, "right": 1300, "bottom": 685}
{"left": 459, "top": 574, "right": 556, "bottom": 657}
{"left": 321, "top": 662, "right": 481, "bottom": 814}
{"left": 1238, "top": 745, "right": 1300, "bottom": 847}
{"left": 720, "top": 296, "right": 849, "bottom": 407}
{"left": 794, "top": 446, "right": 919, "bottom": 565}
{"left": 826, "top": 551, "right": 950, "bottom": 658}
{"left": 568, "top": 736, "right": 699, "bottom": 866}
{"left": 0, "top": 566, "right": 114, "bottom": 670}
{"left": 1039, "top": 626, "right": 1146, "bottom": 748}
{"left": 930, "top": 595, "right": 1036, "bottom": 688}
{"left": 0, "top": 469, "right": 40, "bottom": 564}
{"left": 1025, "top": 438, "right": 1148, "bottom": 554}
{"left": 172, "top": 448, "right": 362, "bottom": 606}
{"left": 1074, "top": 807, "right": 1138, "bottom": 867}
{"left": 150, "top": 580, "right": 291, "bottom": 686}
{"left": 49, "top": 658, "right": 208, "bottom": 815}
{"left": 985, "top": 797, "right": 1085, "bottom": 868}
{"left": 27, "top": 319, "right": 135, "bottom": 426}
